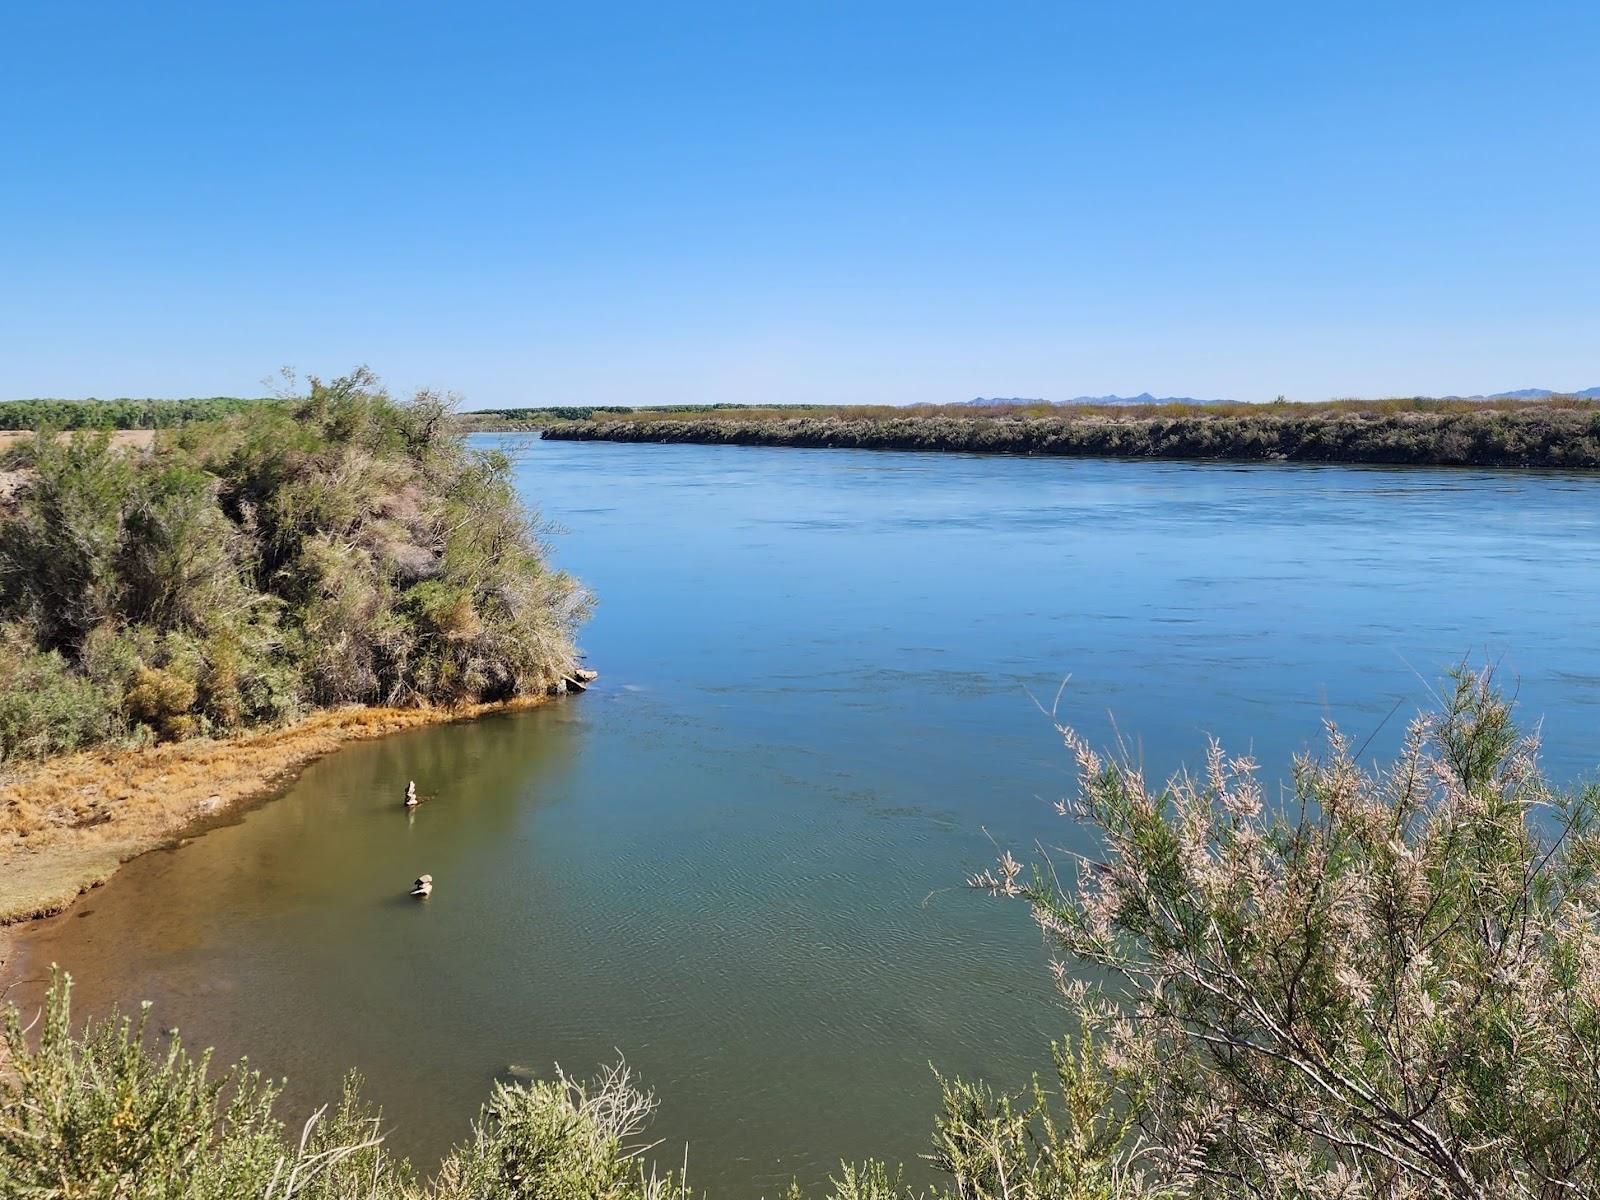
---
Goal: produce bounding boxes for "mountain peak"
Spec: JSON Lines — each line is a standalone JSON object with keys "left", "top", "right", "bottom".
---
{"left": 958, "top": 393, "right": 1227, "bottom": 407}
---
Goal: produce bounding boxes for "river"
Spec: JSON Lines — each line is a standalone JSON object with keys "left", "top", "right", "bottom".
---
{"left": 6, "top": 438, "right": 1599, "bottom": 1193}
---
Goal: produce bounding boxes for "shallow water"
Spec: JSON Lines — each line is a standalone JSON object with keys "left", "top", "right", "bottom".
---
{"left": 7, "top": 440, "right": 1600, "bottom": 1193}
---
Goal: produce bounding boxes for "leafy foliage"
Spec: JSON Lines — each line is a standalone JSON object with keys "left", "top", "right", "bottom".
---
{"left": 0, "top": 370, "right": 589, "bottom": 761}
{"left": 6, "top": 674, "right": 1596, "bottom": 1198}
{"left": 0, "top": 396, "right": 270, "bottom": 431}
{"left": 0, "top": 974, "right": 668, "bottom": 1200}
{"left": 971, "top": 670, "right": 1600, "bottom": 1197}
{"left": 0, "top": 972, "right": 1133, "bottom": 1200}
{"left": 925, "top": 1033, "right": 1146, "bottom": 1200}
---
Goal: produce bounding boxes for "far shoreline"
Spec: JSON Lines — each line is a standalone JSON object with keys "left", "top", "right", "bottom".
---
{"left": 536, "top": 399, "right": 1600, "bottom": 470}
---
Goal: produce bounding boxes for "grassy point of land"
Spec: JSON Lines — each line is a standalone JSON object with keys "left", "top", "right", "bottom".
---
{"left": 0, "top": 696, "right": 554, "bottom": 927}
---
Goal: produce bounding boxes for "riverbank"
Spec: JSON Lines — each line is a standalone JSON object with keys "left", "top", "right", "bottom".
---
{"left": 0, "top": 696, "right": 563, "bottom": 929}
{"left": 542, "top": 399, "right": 1600, "bottom": 468}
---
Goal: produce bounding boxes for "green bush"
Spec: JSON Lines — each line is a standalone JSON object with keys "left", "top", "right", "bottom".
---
{"left": 0, "top": 627, "right": 118, "bottom": 761}
{"left": 544, "top": 400, "right": 1600, "bottom": 468}
{"left": 0, "top": 431, "right": 137, "bottom": 650}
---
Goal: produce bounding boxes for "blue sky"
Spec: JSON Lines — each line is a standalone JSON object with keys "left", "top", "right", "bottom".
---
{"left": 3, "top": 2, "right": 1596, "bottom": 406}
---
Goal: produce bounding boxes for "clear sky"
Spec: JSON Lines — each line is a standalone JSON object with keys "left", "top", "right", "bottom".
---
{"left": 3, "top": 2, "right": 1596, "bottom": 406}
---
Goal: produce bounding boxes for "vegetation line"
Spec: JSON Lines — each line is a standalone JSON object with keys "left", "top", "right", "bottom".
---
{"left": 0, "top": 396, "right": 272, "bottom": 431}
{"left": 540, "top": 398, "right": 1600, "bottom": 468}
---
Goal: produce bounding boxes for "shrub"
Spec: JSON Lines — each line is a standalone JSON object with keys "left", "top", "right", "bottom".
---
{"left": 543, "top": 402, "right": 1600, "bottom": 468}
{"left": 0, "top": 396, "right": 269, "bottom": 431}
{"left": 430, "top": 1066, "right": 671, "bottom": 1200}
{"left": 971, "top": 670, "right": 1600, "bottom": 1197}
{"left": 0, "top": 431, "right": 136, "bottom": 650}
{"left": 0, "top": 975, "right": 676, "bottom": 1200}
{"left": 0, "top": 626, "right": 117, "bottom": 761}
{"left": 124, "top": 664, "right": 199, "bottom": 743}
{"left": 924, "top": 1034, "right": 1142, "bottom": 1200}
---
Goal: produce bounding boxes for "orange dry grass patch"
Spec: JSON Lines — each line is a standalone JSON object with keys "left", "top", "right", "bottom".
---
{"left": 0, "top": 698, "right": 549, "bottom": 924}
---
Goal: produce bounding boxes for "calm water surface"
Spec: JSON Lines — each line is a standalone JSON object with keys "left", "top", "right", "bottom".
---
{"left": 8, "top": 441, "right": 1600, "bottom": 1193}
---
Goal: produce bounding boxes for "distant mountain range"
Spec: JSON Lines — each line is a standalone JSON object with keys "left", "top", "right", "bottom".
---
{"left": 956, "top": 397, "right": 1047, "bottom": 406}
{"left": 1464, "top": 387, "right": 1600, "bottom": 400}
{"left": 960, "top": 393, "right": 1225, "bottom": 407}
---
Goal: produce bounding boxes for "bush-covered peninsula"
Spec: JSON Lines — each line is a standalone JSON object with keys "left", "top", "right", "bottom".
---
{"left": 4, "top": 674, "right": 1597, "bottom": 1198}
{"left": 542, "top": 397, "right": 1600, "bottom": 468}
{"left": 0, "top": 370, "right": 588, "bottom": 767}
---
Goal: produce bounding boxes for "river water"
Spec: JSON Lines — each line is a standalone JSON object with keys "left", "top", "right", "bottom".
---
{"left": 6, "top": 439, "right": 1600, "bottom": 1193}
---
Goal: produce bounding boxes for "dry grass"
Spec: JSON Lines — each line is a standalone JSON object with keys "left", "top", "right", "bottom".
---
{"left": 0, "top": 697, "right": 551, "bottom": 926}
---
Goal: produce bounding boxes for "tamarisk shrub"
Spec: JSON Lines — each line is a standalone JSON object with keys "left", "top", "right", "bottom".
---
{"left": 970, "top": 671, "right": 1600, "bottom": 1199}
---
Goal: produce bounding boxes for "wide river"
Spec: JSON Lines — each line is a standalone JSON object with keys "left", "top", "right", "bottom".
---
{"left": 7, "top": 439, "right": 1600, "bottom": 1193}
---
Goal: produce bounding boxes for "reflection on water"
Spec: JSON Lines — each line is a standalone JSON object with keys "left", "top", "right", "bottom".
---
{"left": 6, "top": 441, "right": 1600, "bottom": 1193}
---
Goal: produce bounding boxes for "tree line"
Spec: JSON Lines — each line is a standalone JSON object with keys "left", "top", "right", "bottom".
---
{"left": 0, "top": 396, "right": 271, "bottom": 430}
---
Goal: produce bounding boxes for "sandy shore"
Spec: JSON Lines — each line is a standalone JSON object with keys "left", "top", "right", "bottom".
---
{"left": 0, "top": 696, "right": 556, "bottom": 928}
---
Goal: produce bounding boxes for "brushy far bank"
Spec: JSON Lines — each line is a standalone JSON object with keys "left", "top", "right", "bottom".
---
{"left": 4, "top": 673, "right": 1598, "bottom": 1198}
{"left": 542, "top": 397, "right": 1600, "bottom": 468}
{"left": 0, "top": 369, "right": 590, "bottom": 768}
